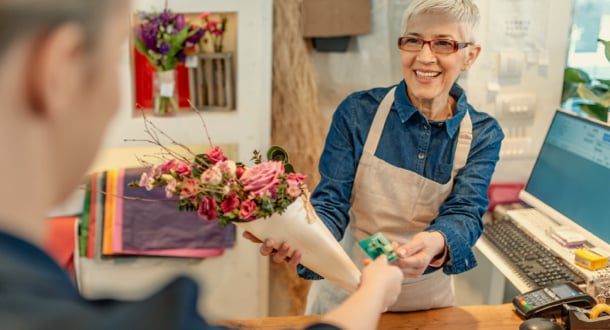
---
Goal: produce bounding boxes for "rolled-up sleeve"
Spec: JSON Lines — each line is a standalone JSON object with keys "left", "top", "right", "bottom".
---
{"left": 425, "top": 118, "right": 504, "bottom": 274}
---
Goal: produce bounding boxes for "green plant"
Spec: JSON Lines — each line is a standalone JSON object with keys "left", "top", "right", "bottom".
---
{"left": 562, "top": 38, "right": 610, "bottom": 122}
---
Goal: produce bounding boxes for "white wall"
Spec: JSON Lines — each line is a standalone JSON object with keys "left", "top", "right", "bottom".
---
{"left": 76, "top": 0, "right": 274, "bottom": 320}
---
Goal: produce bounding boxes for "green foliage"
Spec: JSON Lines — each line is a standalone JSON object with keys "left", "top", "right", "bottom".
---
{"left": 563, "top": 38, "right": 610, "bottom": 122}
{"left": 267, "top": 145, "right": 296, "bottom": 173}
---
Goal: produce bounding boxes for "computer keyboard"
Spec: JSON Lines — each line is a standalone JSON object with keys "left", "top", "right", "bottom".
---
{"left": 483, "top": 219, "right": 585, "bottom": 289}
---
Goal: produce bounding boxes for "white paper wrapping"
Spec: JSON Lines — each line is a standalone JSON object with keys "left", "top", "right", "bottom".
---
{"left": 234, "top": 197, "right": 361, "bottom": 292}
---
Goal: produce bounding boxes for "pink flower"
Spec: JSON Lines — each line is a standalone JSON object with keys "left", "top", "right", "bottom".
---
{"left": 239, "top": 199, "right": 257, "bottom": 221}
{"left": 180, "top": 179, "right": 200, "bottom": 200}
{"left": 206, "top": 146, "right": 227, "bottom": 164}
{"left": 160, "top": 159, "right": 177, "bottom": 174}
{"left": 200, "top": 12, "right": 210, "bottom": 20}
{"left": 206, "top": 20, "right": 220, "bottom": 31}
{"left": 287, "top": 172, "right": 306, "bottom": 184}
{"left": 235, "top": 165, "right": 246, "bottom": 179}
{"left": 173, "top": 161, "right": 191, "bottom": 178}
{"left": 160, "top": 159, "right": 191, "bottom": 177}
{"left": 200, "top": 166, "right": 223, "bottom": 185}
{"left": 286, "top": 181, "right": 302, "bottom": 198}
{"left": 240, "top": 161, "right": 284, "bottom": 197}
{"left": 198, "top": 196, "right": 218, "bottom": 221}
{"left": 217, "top": 160, "right": 236, "bottom": 176}
{"left": 138, "top": 172, "right": 152, "bottom": 189}
{"left": 220, "top": 192, "right": 240, "bottom": 213}
{"left": 164, "top": 176, "right": 178, "bottom": 198}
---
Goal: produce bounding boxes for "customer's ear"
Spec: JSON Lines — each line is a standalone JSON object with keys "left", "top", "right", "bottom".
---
{"left": 26, "top": 23, "right": 86, "bottom": 119}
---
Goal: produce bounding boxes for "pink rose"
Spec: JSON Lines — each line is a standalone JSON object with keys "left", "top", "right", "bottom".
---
{"left": 173, "top": 161, "right": 191, "bottom": 178}
{"left": 160, "top": 159, "right": 177, "bottom": 174}
{"left": 240, "top": 161, "right": 284, "bottom": 197}
{"left": 200, "top": 166, "right": 223, "bottom": 185}
{"left": 217, "top": 160, "right": 236, "bottom": 176}
{"left": 180, "top": 179, "right": 200, "bottom": 200}
{"left": 235, "top": 165, "right": 246, "bottom": 179}
{"left": 206, "top": 146, "right": 227, "bottom": 164}
{"left": 220, "top": 192, "right": 240, "bottom": 213}
{"left": 198, "top": 196, "right": 218, "bottom": 221}
{"left": 239, "top": 199, "right": 257, "bottom": 221}
{"left": 160, "top": 159, "right": 191, "bottom": 177}
{"left": 287, "top": 172, "right": 306, "bottom": 184}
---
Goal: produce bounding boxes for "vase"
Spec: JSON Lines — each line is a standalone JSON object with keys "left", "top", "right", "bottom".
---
{"left": 153, "top": 69, "right": 178, "bottom": 116}
{"left": 233, "top": 197, "right": 361, "bottom": 292}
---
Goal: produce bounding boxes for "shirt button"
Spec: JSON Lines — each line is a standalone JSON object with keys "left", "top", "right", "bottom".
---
{"left": 417, "top": 152, "right": 425, "bottom": 160}
{"left": 423, "top": 124, "right": 430, "bottom": 130}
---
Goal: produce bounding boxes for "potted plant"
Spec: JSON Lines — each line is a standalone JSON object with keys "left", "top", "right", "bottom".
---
{"left": 562, "top": 38, "right": 610, "bottom": 122}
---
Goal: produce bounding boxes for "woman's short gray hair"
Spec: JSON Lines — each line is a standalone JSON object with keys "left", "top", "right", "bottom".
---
{"left": 401, "top": 0, "right": 480, "bottom": 42}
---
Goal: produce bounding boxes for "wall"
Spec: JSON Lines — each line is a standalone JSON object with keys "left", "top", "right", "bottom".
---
{"left": 74, "top": 0, "right": 274, "bottom": 320}
{"left": 311, "top": 0, "right": 573, "bottom": 305}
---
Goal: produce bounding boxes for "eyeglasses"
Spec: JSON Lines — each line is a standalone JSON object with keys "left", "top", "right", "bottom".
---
{"left": 397, "top": 37, "right": 472, "bottom": 54}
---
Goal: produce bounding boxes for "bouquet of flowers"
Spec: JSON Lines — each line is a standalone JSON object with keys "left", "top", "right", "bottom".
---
{"left": 134, "top": 9, "right": 205, "bottom": 71}
{"left": 199, "top": 12, "right": 228, "bottom": 53}
{"left": 136, "top": 145, "right": 307, "bottom": 226}
{"left": 133, "top": 8, "right": 206, "bottom": 115}
{"left": 130, "top": 123, "right": 360, "bottom": 291}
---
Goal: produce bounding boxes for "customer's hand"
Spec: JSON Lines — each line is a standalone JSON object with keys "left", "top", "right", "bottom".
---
{"left": 242, "top": 231, "right": 302, "bottom": 268}
{"left": 393, "top": 231, "right": 446, "bottom": 277}
{"left": 361, "top": 255, "right": 403, "bottom": 311}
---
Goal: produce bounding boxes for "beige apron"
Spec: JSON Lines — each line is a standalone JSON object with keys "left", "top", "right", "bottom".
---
{"left": 305, "top": 87, "right": 473, "bottom": 314}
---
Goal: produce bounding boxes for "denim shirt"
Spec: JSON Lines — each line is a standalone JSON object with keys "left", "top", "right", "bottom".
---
{"left": 298, "top": 80, "right": 504, "bottom": 280}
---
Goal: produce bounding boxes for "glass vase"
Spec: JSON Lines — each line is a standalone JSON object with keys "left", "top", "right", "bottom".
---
{"left": 153, "top": 69, "right": 178, "bottom": 116}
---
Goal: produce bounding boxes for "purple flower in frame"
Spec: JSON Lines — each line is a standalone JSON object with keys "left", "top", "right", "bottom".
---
{"left": 174, "top": 14, "right": 186, "bottom": 32}
{"left": 159, "top": 42, "right": 171, "bottom": 54}
{"left": 184, "top": 25, "right": 206, "bottom": 47}
{"left": 159, "top": 9, "right": 173, "bottom": 25}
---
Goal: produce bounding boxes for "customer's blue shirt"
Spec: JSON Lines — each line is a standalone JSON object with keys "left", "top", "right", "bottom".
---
{"left": 299, "top": 80, "right": 504, "bottom": 279}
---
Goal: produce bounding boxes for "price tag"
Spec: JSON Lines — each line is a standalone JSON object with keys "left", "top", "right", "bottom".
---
{"left": 185, "top": 55, "right": 198, "bottom": 68}
{"left": 159, "top": 82, "right": 175, "bottom": 97}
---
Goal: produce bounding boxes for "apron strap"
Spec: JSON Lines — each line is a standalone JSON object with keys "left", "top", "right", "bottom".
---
{"left": 452, "top": 110, "right": 472, "bottom": 171}
{"left": 362, "top": 87, "right": 396, "bottom": 155}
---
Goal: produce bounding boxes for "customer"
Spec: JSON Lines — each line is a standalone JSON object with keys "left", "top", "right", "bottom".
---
{"left": 0, "top": 1, "right": 402, "bottom": 329}
{"left": 248, "top": 0, "right": 504, "bottom": 314}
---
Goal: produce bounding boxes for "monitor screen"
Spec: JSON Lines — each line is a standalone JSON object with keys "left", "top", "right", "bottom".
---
{"left": 520, "top": 110, "right": 610, "bottom": 245}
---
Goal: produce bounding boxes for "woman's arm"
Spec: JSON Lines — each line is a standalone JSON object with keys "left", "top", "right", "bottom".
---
{"left": 426, "top": 116, "right": 504, "bottom": 274}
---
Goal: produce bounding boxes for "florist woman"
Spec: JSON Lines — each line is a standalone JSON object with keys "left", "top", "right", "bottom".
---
{"left": 250, "top": 0, "right": 504, "bottom": 314}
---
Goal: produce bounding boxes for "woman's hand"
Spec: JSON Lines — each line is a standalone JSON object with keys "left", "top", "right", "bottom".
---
{"left": 242, "top": 231, "right": 302, "bottom": 268}
{"left": 393, "top": 231, "right": 446, "bottom": 277}
{"left": 361, "top": 255, "right": 403, "bottom": 311}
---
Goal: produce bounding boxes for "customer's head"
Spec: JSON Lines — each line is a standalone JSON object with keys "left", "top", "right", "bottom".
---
{"left": 398, "top": 0, "right": 481, "bottom": 107}
{"left": 0, "top": 0, "right": 130, "bottom": 227}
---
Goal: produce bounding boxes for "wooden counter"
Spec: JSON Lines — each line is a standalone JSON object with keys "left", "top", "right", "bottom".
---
{"left": 215, "top": 303, "right": 523, "bottom": 329}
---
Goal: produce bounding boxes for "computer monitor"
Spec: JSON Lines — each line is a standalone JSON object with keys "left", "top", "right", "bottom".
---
{"left": 519, "top": 110, "right": 610, "bottom": 247}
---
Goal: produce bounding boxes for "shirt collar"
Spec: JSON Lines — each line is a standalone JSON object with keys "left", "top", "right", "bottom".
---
{"left": 393, "top": 80, "right": 469, "bottom": 138}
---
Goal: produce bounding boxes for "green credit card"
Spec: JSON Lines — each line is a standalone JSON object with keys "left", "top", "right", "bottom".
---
{"left": 358, "top": 232, "right": 398, "bottom": 262}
